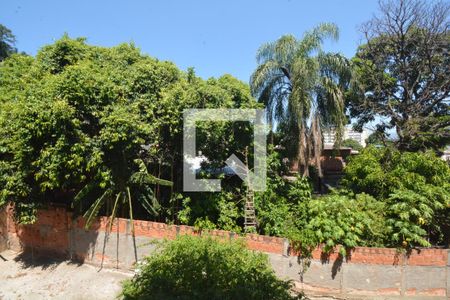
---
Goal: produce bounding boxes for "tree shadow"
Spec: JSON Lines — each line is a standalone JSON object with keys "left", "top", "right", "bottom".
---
{"left": 13, "top": 251, "right": 65, "bottom": 271}
{"left": 320, "top": 251, "right": 346, "bottom": 280}
{"left": 8, "top": 206, "right": 101, "bottom": 269}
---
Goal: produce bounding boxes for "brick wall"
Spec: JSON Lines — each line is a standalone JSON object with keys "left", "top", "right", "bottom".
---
{"left": 1, "top": 206, "right": 449, "bottom": 298}
{"left": 5, "top": 206, "right": 70, "bottom": 257}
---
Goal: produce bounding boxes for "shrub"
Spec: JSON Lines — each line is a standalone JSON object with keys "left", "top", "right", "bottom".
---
{"left": 342, "top": 146, "right": 450, "bottom": 247}
{"left": 287, "top": 176, "right": 312, "bottom": 201}
{"left": 257, "top": 199, "right": 294, "bottom": 236}
{"left": 255, "top": 161, "right": 312, "bottom": 237}
{"left": 178, "top": 191, "right": 243, "bottom": 233}
{"left": 121, "top": 235, "right": 301, "bottom": 300}
{"left": 386, "top": 189, "right": 441, "bottom": 247}
{"left": 290, "top": 192, "right": 386, "bottom": 256}
{"left": 254, "top": 148, "right": 292, "bottom": 236}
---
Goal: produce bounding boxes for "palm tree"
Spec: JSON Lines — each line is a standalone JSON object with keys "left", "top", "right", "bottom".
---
{"left": 251, "top": 23, "right": 351, "bottom": 177}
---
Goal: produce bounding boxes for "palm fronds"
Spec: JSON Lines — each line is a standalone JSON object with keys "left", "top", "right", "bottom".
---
{"left": 72, "top": 158, "right": 173, "bottom": 230}
{"left": 250, "top": 23, "right": 351, "bottom": 177}
{"left": 83, "top": 189, "right": 112, "bottom": 229}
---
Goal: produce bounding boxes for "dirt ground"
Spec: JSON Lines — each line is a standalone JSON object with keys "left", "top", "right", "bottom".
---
{"left": 0, "top": 250, "right": 132, "bottom": 300}
{"left": 0, "top": 250, "right": 339, "bottom": 300}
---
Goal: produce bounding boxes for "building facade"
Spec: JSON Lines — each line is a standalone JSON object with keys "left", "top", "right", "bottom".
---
{"left": 323, "top": 126, "right": 371, "bottom": 149}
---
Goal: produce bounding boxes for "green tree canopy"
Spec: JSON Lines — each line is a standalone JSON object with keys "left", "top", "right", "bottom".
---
{"left": 341, "top": 138, "right": 363, "bottom": 151}
{"left": 348, "top": 0, "right": 449, "bottom": 151}
{"left": 0, "top": 24, "right": 17, "bottom": 61}
{"left": 0, "top": 36, "right": 258, "bottom": 223}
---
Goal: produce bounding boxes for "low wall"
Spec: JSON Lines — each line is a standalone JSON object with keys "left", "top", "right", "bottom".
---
{"left": 1, "top": 206, "right": 449, "bottom": 299}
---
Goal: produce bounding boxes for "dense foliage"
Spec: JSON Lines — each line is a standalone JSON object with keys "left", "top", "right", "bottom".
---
{"left": 0, "top": 36, "right": 258, "bottom": 223}
{"left": 121, "top": 235, "right": 300, "bottom": 300}
{"left": 252, "top": 146, "right": 450, "bottom": 254}
{"left": 342, "top": 146, "right": 450, "bottom": 247}
{"left": 251, "top": 150, "right": 385, "bottom": 255}
{"left": 1, "top": 1, "right": 448, "bottom": 259}
{"left": 290, "top": 191, "right": 387, "bottom": 256}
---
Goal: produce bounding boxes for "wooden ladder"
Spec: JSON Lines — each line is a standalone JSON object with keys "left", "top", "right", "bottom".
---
{"left": 244, "top": 190, "right": 256, "bottom": 232}
{"left": 242, "top": 146, "right": 256, "bottom": 233}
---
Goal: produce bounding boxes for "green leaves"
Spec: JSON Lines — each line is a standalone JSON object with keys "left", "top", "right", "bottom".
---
{"left": 342, "top": 146, "right": 450, "bottom": 247}
{"left": 0, "top": 35, "right": 257, "bottom": 226}
{"left": 279, "top": 147, "right": 450, "bottom": 254}
{"left": 121, "top": 235, "right": 299, "bottom": 300}
{"left": 347, "top": 0, "right": 449, "bottom": 151}
{"left": 251, "top": 23, "right": 350, "bottom": 176}
{"left": 295, "top": 192, "right": 386, "bottom": 255}
{"left": 83, "top": 189, "right": 112, "bottom": 229}
{"left": 0, "top": 36, "right": 177, "bottom": 222}
{"left": 36, "top": 35, "right": 88, "bottom": 74}
{"left": 341, "top": 138, "right": 363, "bottom": 151}
{"left": 0, "top": 24, "right": 17, "bottom": 61}
{"left": 130, "top": 159, "right": 173, "bottom": 187}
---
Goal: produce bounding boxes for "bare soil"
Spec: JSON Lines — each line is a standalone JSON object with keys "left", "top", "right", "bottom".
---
{"left": 0, "top": 250, "right": 132, "bottom": 300}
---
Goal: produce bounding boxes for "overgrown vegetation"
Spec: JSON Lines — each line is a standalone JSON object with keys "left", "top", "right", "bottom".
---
{"left": 121, "top": 235, "right": 301, "bottom": 300}
{"left": 341, "top": 147, "right": 450, "bottom": 247}
{"left": 251, "top": 146, "right": 450, "bottom": 254}
{"left": 0, "top": 0, "right": 448, "bottom": 264}
{"left": 0, "top": 35, "right": 258, "bottom": 224}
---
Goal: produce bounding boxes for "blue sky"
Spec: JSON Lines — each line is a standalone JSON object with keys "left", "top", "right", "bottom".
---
{"left": 2, "top": 0, "right": 379, "bottom": 83}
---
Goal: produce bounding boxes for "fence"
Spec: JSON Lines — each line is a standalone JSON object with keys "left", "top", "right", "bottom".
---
{"left": 1, "top": 206, "right": 449, "bottom": 299}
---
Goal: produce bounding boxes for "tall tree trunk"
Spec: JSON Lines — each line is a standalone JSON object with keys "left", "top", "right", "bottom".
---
{"left": 311, "top": 115, "right": 323, "bottom": 178}
{"left": 297, "top": 122, "right": 309, "bottom": 177}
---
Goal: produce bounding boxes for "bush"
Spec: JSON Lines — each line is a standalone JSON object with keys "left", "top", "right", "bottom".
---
{"left": 254, "top": 148, "right": 293, "bottom": 236}
{"left": 290, "top": 191, "right": 387, "bottom": 256}
{"left": 177, "top": 191, "right": 243, "bottom": 233}
{"left": 255, "top": 158, "right": 312, "bottom": 237}
{"left": 121, "top": 235, "right": 301, "bottom": 300}
{"left": 341, "top": 146, "right": 450, "bottom": 247}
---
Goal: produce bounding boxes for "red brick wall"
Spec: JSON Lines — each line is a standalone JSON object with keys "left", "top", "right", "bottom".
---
{"left": 6, "top": 206, "right": 70, "bottom": 257}
{"left": 2, "top": 206, "right": 449, "bottom": 267}
{"left": 309, "top": 245, "right": 448, "bottom": 267}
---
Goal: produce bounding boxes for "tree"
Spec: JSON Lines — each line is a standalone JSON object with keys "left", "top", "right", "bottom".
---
{"left": 251, "top": 24, "right": 351, "bottom": 177}
{"left": 348, "top": 0, "right": 449, "bottom": 151}
{"left": 365, "top": 130, "right": 395, "bottom": 147}
{"left": 0, "top": 36, "right": 258, "bottom": 225}
{"left": 0, "top": 24, "right": 17, "bottom": 61}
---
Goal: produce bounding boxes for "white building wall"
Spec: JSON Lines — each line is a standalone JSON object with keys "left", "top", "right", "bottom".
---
{"left": 323, "top": 126, "right": 370, "bottom": 149}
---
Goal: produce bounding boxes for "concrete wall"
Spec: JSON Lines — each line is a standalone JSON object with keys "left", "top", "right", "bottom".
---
{"left": 2, "top": 206, "right": 449, "bottom": 299}
{"left": 268, "top": 248, "right": 449, "bottom": 298}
